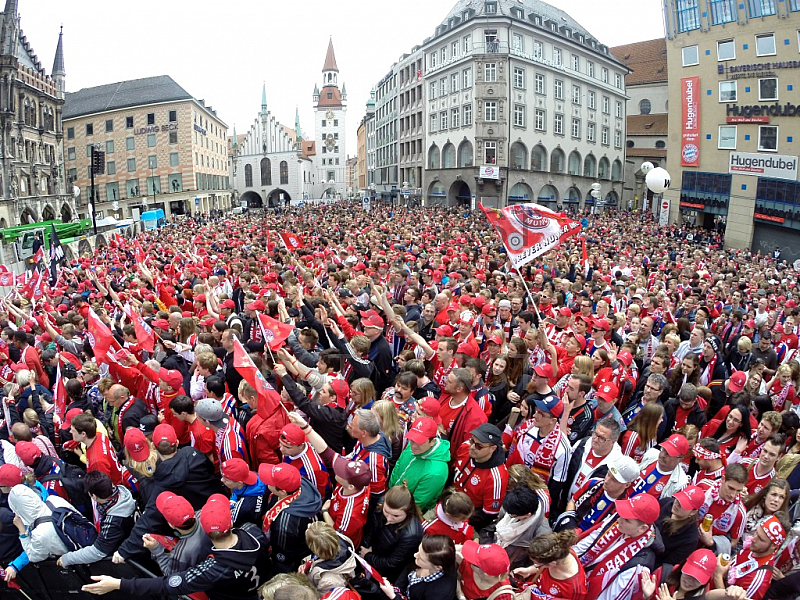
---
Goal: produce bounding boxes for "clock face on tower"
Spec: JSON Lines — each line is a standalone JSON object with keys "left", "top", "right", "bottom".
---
{"left": 326, "top": 110, "right": 335, "bottom": 120}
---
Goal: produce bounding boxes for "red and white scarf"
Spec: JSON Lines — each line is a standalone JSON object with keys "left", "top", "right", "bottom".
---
{"left": 516, "top": 423, "right": 564, "bottom": 480}
{"left": 771, "top": 382, "right": 792, "bottom": 412}
{"left": 262, "top": 488, "right": 302, "bottom": 531}
{"left": 700, "top": 354, "right": 718, "bottom": 386}
{"left": 578, "top": 520, "right": 653, "bottom": 578}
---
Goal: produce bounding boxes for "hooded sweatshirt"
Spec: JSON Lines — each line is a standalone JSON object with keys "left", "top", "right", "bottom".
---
{"left": 230, "top": 479, "right": 267, "bottom": 527}
{"left": 120, "top": 523, "right": 271, "bottom": 600}
{"left": 306, "top": 533, "right": 358, "bottom": 593}
{"left": 59, "top": 485, "right": 136, "bottom": 566}
{"left": 268, "top": 477, "right": 322, "bottom": 573}
{"left": 389, "top": 438, "right": 451, "bottom": 512}
{"left": 8, "top": 484, "right": 73, "bottom": 569}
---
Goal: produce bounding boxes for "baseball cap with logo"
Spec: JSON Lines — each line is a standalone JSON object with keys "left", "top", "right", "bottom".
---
{"left": 533, "top": 394, "right": 564, "bottom": 418}
{"left": 0, "top": 463, "right": 22, "bottom": 486}
{"left": 615, "top": 493, "right": 660, "bottom": 524}
{"left": 361, "top": 314, "right": 385, "bottom": 329}
{"left": 728, "top": 371, "right": 747, "bottom": 393}
{"left": 152, "top": 423, "right": 178, "bottom": 446}
{"left": 459, "top": 311, "right": 476, "bottom": 325}
{"left": 596, "top": 382, "right": 619, "bottom": 403}
{"left": 461, "top": 541, "right": 510, "bottom": 576}
{"left": 222, "top": 458, "right": 258, "bottom": 486}
{"left": 418, "top": 398, "right": 442, "bottom": 424}
{"left": 200, "top": 493, "right": 233, "bottom": 534}
{"left": 259, "top": 463, "right": 302, "bottom": 492}
{"left": 405, "top": 417, "right": 438, "bottom": 444}
{"left": 682, "top": 549, "right": 717, "bottom": 585}
{"left": 471, "top": 423, "right": 503, "bottom": 445}
{"left": 159, "top": 368, "right": 183, "bottom": 391}
{"left": 280, "top": 424, "right": 306, "bottom": 446}
{"left": 156, "top": 491, "right": 195, "bottom": 527}
{"left": 660, "top": 433, "right": 689, "bottom": 457}
{"left": 608, "top": 455, "right": 640, "bottom": 484}
{"left": 673, "top": 485, "right": 706, "bottom": 511}
{"left": 124, "top": 428, "right": 151, "bottom": 461}
{"left": 533, "top": 363, "right": 553, "bottom": 379}
{"left": 220, "top": 299, "right": 236, "bottom": 310}
{"left": 434, "top": 324, "right": 454, "bottom": 337}
{"left": 332, "top": 456, "right": 371, "bottom": 488}
{"left": 617, "top": 351, "right": 633, "bottom": 367}
{"left": 329, "top": 379, "right": 350, "bottom": 408}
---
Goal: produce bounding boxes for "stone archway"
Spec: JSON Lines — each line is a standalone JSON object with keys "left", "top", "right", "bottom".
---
{"left": 448, "top": 180, "right": 471, "bottom": 207}
{"left": 267, "top": 189, "right": 292, "bottom": 207}
{"left": 427, "top": 181, "right": 446, "bottom": 206}
{"left": 63, "top": 245, "right": 76, "bottom": 262}
{"left": 78, "top": 239, "right": 92, "bottom": 257}
{"left": 61, "top": 203, "right": 73, "bottom": 223}
{"left": 240, "top": 191, "right": 263, "bottom": 208}
{"left": 20, "top": 207, "right": 37, "bottom": 225}
{"left": 42, "top": 205, "right": 56, "bottom": 221}
{"left": 509, "top": 182, "right": 533, "bottom": 204}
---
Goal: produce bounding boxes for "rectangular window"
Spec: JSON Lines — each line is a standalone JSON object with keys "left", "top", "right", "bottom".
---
{"left": 105, "top": 140, "right": 114, "bottom": 154}
{"left": 535, "top": 73, "right": 545, "bottom": 94}
{"left": 759, "top": 77, "right": 778, "bottom": 101}
{"left": 147, "top": 133, "right": 156, "bottom": 147}
{"left": 86, "top": 123, "right": 93, "bottom": 136}
{"left": 601, "top": 126, "right": 610, "bottom": 145}
{"left": 718, "top": 125, "right": 737, "bottom": 149}
{"left": 601, "top": 67, "right": 609, "bottom": 83}
{"left": 709, "top": 0, "right": 736, "bottom": 24}
{"left": 463, "top": 35, "right": 471, "bottom": 53}
{"left": 125, "top": 116, "right": 133, "bottom": 129}
{"left": 440, "top": 111, "right": 448, "bottom": 130}
{"left": 554, "top": 79, "right": 563, "bottom": 100}
{"left": 429, "top": 52, "right": 437, "bottom": 69}
{"left": 535, "top": 109, "right": 545, "bottom": 131}
{"left": 127, "top": 157, "right": 136, "bottom": 172}
{"left": 68, "top": 168, "right": 76, "bottom": 182}
{"left": 463, "top": 103, "right": 473, "bottom": 125}
{"left": 147, "top": 113, "right": 155, "bottom": 125}
{"left": 571, "top": 54, "right": 580, "bottom": 71}
{"left": 430, "top": 82, "right": 437, "bottom": 100}
{"left": 514, "top": 104, "right": 525, "bottom": 127}
{"left": 554, "top": 113, "right": 564, "bottom": 135}
{"left": 682, "top": 45, "right": 699, "bottom": 66}
{"left": 441, "top": 47, "right": 447, "bottom": 63}
{"left": 147, "top": 175, "right": 161, "bottom": 195}
{"left": 67, "top": 147, "right": 75, "bottom": 160}
{"left": 452, "top": 40, "right": 459, "bottom": 58}
{"left": 105, "top": 119, "right": 113, "bottom": 132}
{"left": 126, "top": 137, "right": 135, "bottom": 151}
{"left": 169, "top": 173, "right": 182, "bottom": 193}
{"left": 719, "top": 80, "right": 737, "bottom": 102}
{"left": 430, "top": 114, "right": 437, "bottom": 132}
{"left": 170, "top": 152, "right": 179, "bottom": 167}
{"left": 755, "top": 33, "right": 776, "bottom": 56}
{"left": 587, "top": 122, "right": 596, "bottom": 142}
{"left": 451, "top": 73, "right": 459, "bottom": 93}
{"left": 169, "top": 110, "right": 177, "bottom": 122}
{"left": 484, "top": 100, "right": 497, "bottom": 121}
{"left": 513, "top": 33, "right": 523, "bottom": 52}
{"left": 572, "top": 84, "right": 581, "bottom": 104}
{"left": 484, "top": 140, "right": 496, "bottom": 164}
{"left": 452, "top": 107, "right": 460, "bottom": 128}
{"left": 615, "top": 73, "right": 622, "bottom": 89}
{"left": 586, "top": 91, "right": 595, "bottom": 110}
{"left": 615, "top": 101, "right": 622, "bottom": 118}
{"left": 513, "top": 67, "right": 525, "bottom": 89}
{"left": 107, "top": 161, "right": 116, "bottom": 176}
{"left": 463, "top": 67, "right": 472, "bottom": 88}
{"left": 86, "top": 145, "right": 93, "bottom": 158}
{"left": 718, "top": 39, "right": 735, "bottom": 61}
{"left": 485, "top": 62, "right": 497, "bottom": 82}
{"left": 571, "top": 117, "right": 581, "bottom": 138}
{"left": 67, "top": 127, "right": 74, "bottom": 140}
{"left": 758, "top": 125, "right": 778, "bottom": 151}
{"left": 553, "top": 47, "right": 562, "bottom": 66}
{"left": 676, "top": 0, "right": 701, "bottom": 32}
{"left": 749, "top": 0, "right": 776, "bottom": 17}
{"left": 148, "top": 155, "right": 157, "bottom": 169}
{"left": 439, "top": 78, "right": 446, "bottom": 95}
{"left": 485, "top": 1, "right": 497, "bottom": 14}
{"left": 106, "top": 182, "right": 119, "bottom": 202}
{"left": 614, "top": 130, "right": 622, "bottom": 148}
{"left": 533, "top": 41, "right": 543, "bottom": 59}
{"left": 169, "top": 131, "right": 178, "bottom": 144}
{"left": 587, "top": 61, "right": 595, "bottom": 77}
{"left": 602, "top": 96, "right": 610, "bottom": 114}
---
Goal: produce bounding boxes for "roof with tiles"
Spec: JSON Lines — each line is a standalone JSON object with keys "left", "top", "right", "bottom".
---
{"left": 609, "top": 38, "right": 667, "bottom": 86}
{"left": 627, "top": 113, "right": 668, "bottom": 136}
{"left": 63, "top": 75, "right": 193, "bottom": 120}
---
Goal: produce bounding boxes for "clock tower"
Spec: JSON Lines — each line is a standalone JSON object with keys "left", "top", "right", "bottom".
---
{"left": 313, "top": 37, "right": 347, "bottom": 199}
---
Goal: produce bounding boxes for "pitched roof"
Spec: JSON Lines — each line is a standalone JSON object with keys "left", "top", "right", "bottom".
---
{"left": 609, "top": 38, "right": 667, "bottom": 86}
{"left": 627, "top": 114, "right": 668, "bottom": 136}
{"left": 52, "top": 27, "right": 64, "bottom": 75}
{"left": 323, "top": 38, "right": 338, "bottom": 72}
{"left": 63, "top": 75, "right": 193, "bottom": 120}
{"left": 316, "top": 86, "right": 343, "bottom": 108}
{"left": 626, "top": 148, "right": 667, "bottom": 158}
{"left": 301, "top": 141, "right": 316, "bottom": 158}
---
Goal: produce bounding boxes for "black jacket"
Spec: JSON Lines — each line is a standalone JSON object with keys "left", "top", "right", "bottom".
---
{"left": 118, "top": 446, "right": 223, "bottom": 559}
{"left": 660, "top": 397, "right": 707, "bottom": 442}
{"left": 0, "top": 507, "right": 23, "bottom": 566}
{"left": 655, "top": 497, "right": 700, "bottom": 567}
{"left": 120, "top": 523, "right": 270, "bottom": 600}
{"left": 121, "top": 397, "right": 151, "bottom": 433}
{"left": 268, "top": 478, "right": 322, "bottom": 573}
{"left": 368, "top": 335, "right": 397, "bottom": 396}
{"left": 393, "top": 565, "right": 458, "bottom": 600}
{"left": 363, "top": 515, "right": 424, "bottom": 583}
{"left": 281, "top": 372, "right": 348, "bottom": 453}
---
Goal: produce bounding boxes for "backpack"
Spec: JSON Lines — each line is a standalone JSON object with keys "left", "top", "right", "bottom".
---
{"left": 39, "top": 459, "right": 92, "bottom": 518}
{"left": 33, "top": 499, "right": 98, "bottom": 552}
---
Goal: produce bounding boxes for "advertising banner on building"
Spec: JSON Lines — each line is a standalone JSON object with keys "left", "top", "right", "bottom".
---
{"left": 479, "top": 165, "right": 500, "bottom": 180}
{"left": 728, "top": 151, "right": 798, "bottom": 180}
{"left": 659, "top": 197, "right": 670, "bottom": 227}
{"left": 681, "top": 77, "right": 701, "bottom": 167}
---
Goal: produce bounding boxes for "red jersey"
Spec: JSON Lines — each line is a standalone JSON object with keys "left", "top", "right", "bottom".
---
{"left": 438, "top": 395, "right": 467, "bottom": 434}
{"left": 348, "top": 441, "right": 388, "bottom": 496}
{"left": 187, "top": 418, "right": 215, "bottom": 455}
{"left": 423, "top": 516, "right": 475, "bottom": 544}
{"left": 430, "top": 355, "right": 454, "bottom": 391}
{"left": 284, "top": 444, "right": 330, "bottom": 500}
{"left": 528, "top": 550, "right": 587, "bottom": 600}
{"left": 458, "top": 561, "right": 513, "bottom": 600}
{"left": 698, "top": 479, "right": 746, "bottom": 540}
{"left": 727, "top": 547, "right": 776, "bottom": 600}
{"left": 745, "top": 464, "right": 775, "bottom": 496}
{"left": 328, "top": 485, "right": 370, "bottom": 547}
{"left": 86, "top": 431, "right": 128, "bottom": 487}
{"left": 453, "top": 442, "right": 508, "bottom": 515}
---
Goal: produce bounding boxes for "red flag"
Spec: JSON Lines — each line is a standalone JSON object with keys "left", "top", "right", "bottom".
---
{"left": 256, "top": 312, "right": 294, "bottom": 351}
{"left": 33, "top": 246, "right": 44, "bottom": 264}
{"left": 279, "top": 232, "right": 305, "bottom": 251}
{"left": 232, "top": 338, "right": 281, "bottom": 417}
{"left": 0, "top": 272, "right": 12, "bottom": 286}
{"left": 53, "top": 364, "right": 67, "bottom": 422}
{"left": 480, "top": 203, "right": 581, "bottom": 269}
{"left": 134, "top": 241, "right": 146, "bottom": 264}
{"left": 86, "top": 308, "right": 118, "bottom": 363}
{"left": 125, "top": 305, "right": 156, "bottom": 353}
{"left": 581, "top": 237, "right": 590, "bottom": 279}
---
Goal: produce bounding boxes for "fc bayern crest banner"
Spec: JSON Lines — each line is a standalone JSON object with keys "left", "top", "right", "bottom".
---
{"left": 681, "top": 77, "right": 700, "bottom": 167}
{"left": 480, "top": 203, "right": 582, "bottom": 269}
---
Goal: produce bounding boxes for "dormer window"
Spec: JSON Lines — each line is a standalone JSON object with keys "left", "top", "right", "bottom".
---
{"left": 485, "top": 1, "right": 497, "bottom": 14}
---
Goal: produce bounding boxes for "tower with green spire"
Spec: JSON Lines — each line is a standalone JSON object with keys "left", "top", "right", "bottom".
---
{"left": 261, "top": 83, "right": 267, "bottom": 115}
{"left": 295, "top": 107, "right": 302, "bottom": 143}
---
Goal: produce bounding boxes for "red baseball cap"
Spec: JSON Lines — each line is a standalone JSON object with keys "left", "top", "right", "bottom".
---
{"left": 220, "top": 299, "right": 235, "bottom": 310}
{"left": 63, "top": 407, "right": 85, "bottom": 429}
{"left": 153, "top": 423, "right": 178, "bottom": 446}
{"left": 660, "top": 433, "right": 689, "bottom": 457}
{"left": 156, "top": 491, "right": 195, "bottom": 527}
{"left": 159, "top": 368, "right": 183, "bottom": 391}
{"left": 418, "top": 398, "right": 442, "bottom": 424}
{"left": 14, "top": 441, "right": 41, "bottom": 467}
{"left": 152, "top": 319, "right": 170, "bottom": 329}
{"left": 567, "top": 332, "right": 587, "bottom": 351}
{"left": 0, "top": 463, "right": 22, "bottom": 486}
{"left": 485, "top": 334, "right": 503, "bottom": 345}
{"left": 615, "top": 493, "right": 660, "bottom": 524}
{"left": 673, "top": 485, "right": 706, "bottom": 511}
{"left": 361, "top": 315, "right": 385, "bottom": 329}
{"left": 481, "top": 304, "right": 496, "bottom": 316}
{"left": 221, "top": 458, "right": 258, "bottom": 486}
{"left": 405, "top": 417, "right": 438, "bottom": 443}
{"left": 459, "top": 311, "right": 476, "bottom": 325}
{"left": 533, "top": 363, "right": 553, "bottom": 379}
{"left": 330, "top": 379, "right": 350, "bottom": 408}
{"left": 593, "top": 318, "right": 611, "bottom": 332}
{"left": 457, "top": 341, "right": 478, "bottom": 358}
{"left": 462, "top": 541, "right": 510, "bottom": 576}
{"left": 617, "top": 351, "right": 633, "bottom": 367}
{"left": 596, "top": 381, "right": 619, "bottom": 403}
{"left": 682, "top": 549, "right": 717, "bottom": 585}
{"left": 200, "top": 493, "right": 232, "bottom": 534}
{"left": 728, "top": 371, "right": 747, "bottom": 393}
{"left": 434, "top": 324, "right": 454, "bottom": 336}
{"left": 246, "top": 300, "right": 265, "bottom": 311}
{"left": 558, "top": 307, "right": 572, "bottom": 317}
{"left": 259, "top": 463, "right": 301, "bottom": 492}
{"left": 124, "top": 428, "right": 151, "bottom": 462}
{"left": 280, "top": 423, "right": 306, "bottom": 446}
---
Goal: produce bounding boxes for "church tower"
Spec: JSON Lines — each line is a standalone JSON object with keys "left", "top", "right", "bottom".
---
{"left": 313, "top": 38, "right": 346, "bottom": 199}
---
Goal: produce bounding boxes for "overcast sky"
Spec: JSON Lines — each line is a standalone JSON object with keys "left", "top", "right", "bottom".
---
{"left": 21, "top": 0, "right": 664, "bottom": 152}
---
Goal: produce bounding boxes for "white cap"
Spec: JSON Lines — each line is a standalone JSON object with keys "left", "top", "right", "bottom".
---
{"left": 608, "top": 455, "right": 640, "bottom": 484}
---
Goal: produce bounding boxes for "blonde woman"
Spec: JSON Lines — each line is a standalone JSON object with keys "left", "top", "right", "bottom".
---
{"left": 301, "top": 521, "right": 357, "bottom": 593}
{"left": 372, "top": 400, "right": 404, "bottom": 467}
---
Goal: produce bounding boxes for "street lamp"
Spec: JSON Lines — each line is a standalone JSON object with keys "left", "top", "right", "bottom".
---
{"left": 590, "top": 182, "right": 601, "bottom": 215}
{"left": 401, "top": 181, "right": 410, "bottom": 208}
{"left": 640, "top": 161, "right": 654, "bottom": 212}
{"left": 645, "top": 167, "right": 671, "bottom": 225}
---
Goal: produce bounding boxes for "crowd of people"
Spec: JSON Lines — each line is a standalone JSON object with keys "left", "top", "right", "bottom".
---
{"left": 0, "top": 201, "right": 799, "bottom": 600}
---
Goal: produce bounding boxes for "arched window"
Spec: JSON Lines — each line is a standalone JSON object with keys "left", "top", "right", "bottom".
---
{"left": 244, "top": 164, "right": 253, "bottom": 187}
{"left": 457, "top": 141, "right": 473, "bottom": 167}
{"left": 260, "top": 158, "right": 271, "bottom": 185}
{"left": 583, "top": 154, "right": 596, "bottom": 178}
{"left": 655, "top": 140, "right": 666, "bottom": 149}
{"left": 550, "top": 148, "right": 565, "bottom": 173}
{"left": 531, "top": 145, "right": 547, "bottom": 172}
{"left": 280, "top": 161, "right": 289, "bottom": 184}
{"left": 537, "top": 184, "right": 559, "bottom": 204}
{"left": 568, "top": 150, "right": 581, "bottom": 176}
{"left": 598, "top": 157, "right": 610, "bottom": 180}
{"left": 428, "top": 144, "right": 440, "bottom": 169}
{"left": 442, "top": 143, "right": 456, "bottom": 168}
{"left": 509, "top": 142, "right": 528, "bottom": 169}
{"left": 611, "top": 159, "right": 622, "bottom": 182}
{"left": 639, "top": 99, "right": 651, "bottom": 115}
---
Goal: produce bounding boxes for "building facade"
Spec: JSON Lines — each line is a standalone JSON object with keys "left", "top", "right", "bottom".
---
{"left": 610, "top": 38, "right": 669, "bottom": 211}
{"left": 374, "top": 65, "right": 399, "bottom": 201}
{"left": 398, "top": 47, "right": 425, "bottom": 203}
{"left": 0, "top": 1, "right": 72, "bottom": 228}
{"left": 312, "top": 39, "right": 347, "bottom": 199}
{"left": 63, "top": 75, "right": 232, "bottom": 221}
{"left": 231, "top": 86, "right": 313, "bottom": 208}
{"left": 419, "top": 0, "right": 628, "bottom": 210}
{"left": 356, "top": 92, "right": 376, "bottom": 197}
{"left": 663, "top": 0, "right": 800, "bottom": 253}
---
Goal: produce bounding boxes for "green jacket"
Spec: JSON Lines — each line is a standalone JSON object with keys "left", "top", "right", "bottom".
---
{"left": 388, "top": 438, "right": 450, "bottom": 513}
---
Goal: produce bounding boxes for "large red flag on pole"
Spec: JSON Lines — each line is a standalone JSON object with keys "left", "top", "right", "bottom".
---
{"left": 278, "top": 232, "right": 305, "bottom": 251}
{"left": 232, "top": 337, "right": 281, "bottom": 417}
{"left": 256, "top": 312, "right": 294, "bottom": 351}
{"left": 480, "top": 203, "right": 582, "bottom": 269}
{"left": 124, "top": 305, "right": 156, "bottom": 353}
{"left": 86, "top": 308, "right": 119, "bottom": 363}
{"left": 53, "top": 363, "right": 67, "bottom": 422}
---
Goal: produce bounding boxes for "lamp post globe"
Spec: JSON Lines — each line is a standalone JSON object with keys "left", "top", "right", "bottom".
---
{"left": 645, "top": 167, "right": 671, "bottom": 194}
{"left": 640, "top": 161, "right": 654, "bottom": 175}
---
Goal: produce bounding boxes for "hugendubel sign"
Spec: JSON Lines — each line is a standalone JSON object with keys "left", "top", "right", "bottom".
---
{"left": 728, "top": 151, "right": 798, "bottom": 180}
{"left": 681, "top": 77, "right": 700, "bottom": 167}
